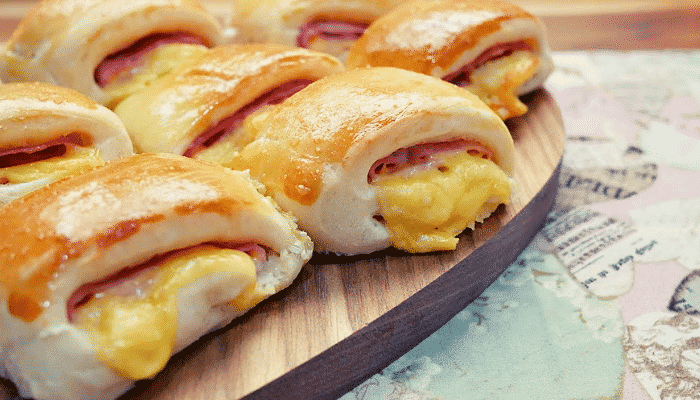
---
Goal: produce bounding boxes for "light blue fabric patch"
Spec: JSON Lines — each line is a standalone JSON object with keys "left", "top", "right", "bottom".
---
{"left": 341, "top": 241, "right": 625, "bottom": 400}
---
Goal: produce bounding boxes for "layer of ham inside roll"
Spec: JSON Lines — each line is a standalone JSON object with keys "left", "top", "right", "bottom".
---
{"left": 442, "top": 40, "right": 533, "bottom": 87}
{"left": 94, "top": 32, "right": 209, "bottom": 87}
{"left": 183, "top": 79, "right": 314, "bottom": 157}
{"left": 0, "top": 132, "right": 103, "bottom": 186}
{"left": 66, "top": 242, "right": 267, "bottom": 323}
{"left": 368, "top": 139, "right": 492, "bottom": 183}
{"left": 0, "top": 133, "right": 91, "bottom": 170}
{"left": 297, "top": 20, "right": 369, "bottom": 48}
{"left": 65, "top": 241, "right": 268, "bottom": 380}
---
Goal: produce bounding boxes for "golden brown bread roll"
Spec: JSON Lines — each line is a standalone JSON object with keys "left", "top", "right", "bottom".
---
{"left": 346, "top": 0, "right": 554, "bottom": 119}
{"left": 0, "top": 0, "right": 224, "bottom": 106}
{"left": 229, "top": 67, "right": 516, "bottom": 254}
{"left": 0, "top": 82, "right": 134, "bottom": 206}
{"left": 228, "top": 0, "right": 405, "bottom": 61}
{"left": 0, "top": 153, "right": 312, "bottom": 400}
{"left": 114, "top": 44, "right": 345, "bottom": 166}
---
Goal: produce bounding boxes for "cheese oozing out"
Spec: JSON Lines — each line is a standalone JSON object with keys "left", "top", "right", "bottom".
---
{"left": 370, "top": 145, "right": 512, "bottom": 253}
{"left": 95, "top": 33, "right": 209, "bottom": 88}
{"left": 467, "top": 50, "right": 540, "bottom": 119}
{"left": 103, "top": 43, "right": 209, "bottom": 109}
{"left": 70, "top": 244, "right": 267, "bottom": 380}
{"left": 0, "top": 134, "right": 104, "bottom": 185}
{"left": 441, "top": 40, "right": 540, "bottom": 120}
{"left": 450, "top": 49, "right": 540, "bottom": 120}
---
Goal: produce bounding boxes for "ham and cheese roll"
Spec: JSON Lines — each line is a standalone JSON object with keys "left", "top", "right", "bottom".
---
{"left": 114, "top": 44, "right": 344, "bottom": 166}
{"left": 228, "top": 0, "right": 404, "bottom": 61}
{"left": 0, "top": 153, "right": 312, "bottom": 400}
{"left": 0, "top": 82, "right": 133, "bottom": 206}
{"left": 229, "top": 67, "right": 515, "bottom": 255}
{"left": 346, "top": 0, "right": 554, "bottom": 120}
{"left": 0, "top": 0, "right": 224, "bottom": 106}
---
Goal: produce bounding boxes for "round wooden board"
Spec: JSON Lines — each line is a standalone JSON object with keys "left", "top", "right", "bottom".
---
{"left": 0, "top": 89, "right": 565, "bottom": 400}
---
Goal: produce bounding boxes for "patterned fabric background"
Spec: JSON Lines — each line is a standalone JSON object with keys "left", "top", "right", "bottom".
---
{"left": 340, "top": 51, "right": 700, "bottom": 400}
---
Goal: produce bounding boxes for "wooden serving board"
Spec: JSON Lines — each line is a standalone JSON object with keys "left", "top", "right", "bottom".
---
{"left": 0, "top": 89, "right": 564, "bottom": 400}
{"left": 0, "top": 91, "right": 565, "bottom": 400}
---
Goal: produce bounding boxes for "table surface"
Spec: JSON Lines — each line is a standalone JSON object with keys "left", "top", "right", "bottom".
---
{"left": 2, "top": 1, "right": 700, "bottom": 400}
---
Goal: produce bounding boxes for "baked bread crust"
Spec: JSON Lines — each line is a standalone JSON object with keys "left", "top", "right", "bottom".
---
{"left": 114, "top": 44, "right": 345, "bottom": 156}
{"left": 230, "top": 67, "right": 515, "bottom": 254}
{"left": 346, "top": 0, "right": 554, "bottom": 104}
{"left": 0, "top": 153, "right": 312, "bottom": 400}
{"left": 0, "top": 0, "right": 224, "bottom": 105}
{"left": 0, "top": 82, "right": 134, "bottom": 205}
{"left": 229, "top": 0, "right": 404, "bottom": 59}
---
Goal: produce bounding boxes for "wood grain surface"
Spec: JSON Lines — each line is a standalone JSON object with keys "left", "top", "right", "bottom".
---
{"left": 0, "top": 89, "right": 565, "bottom": 400}
{"left": 137, "top": 90, "right": 566, "bottom": 400}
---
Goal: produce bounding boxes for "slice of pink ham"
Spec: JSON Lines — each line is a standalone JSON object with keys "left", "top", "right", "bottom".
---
{"left": 65, "top": 242, "right": 268, "bottom": 323}
{"left": 0, "top": 133, "right": 90, "bottom": 169}
{"left": 183, "top": 79, "right": 313, "bottom": 157}
{"left": 367, "top": 139, "right": 493, "bottom": 183}
{"left": 94, "top": 32, "right": 208, "bottom": 87}
{"left": 442, "top": 40, "right": 533, "bottom": 87}
{"left": 297, "top": 20, "right": 369, "bottom": 48}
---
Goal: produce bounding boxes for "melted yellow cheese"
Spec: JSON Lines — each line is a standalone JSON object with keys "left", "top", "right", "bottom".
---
{"left": 105, "top": 44, "right": 209, "bottom": 109}
{"left": 373, "top": 152, "right": 512, "bottom": 253}
{"left": 466, "top": 50, "right": 540, "bottom": 120}
{"left": 75, "top": 246, "right": 260, "bottom": 380}
{"left": 0, "top": 145, "right": 103, "bottom": 184}
{"left": 194, "top": 107, "right": 272, "bottom": 168}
